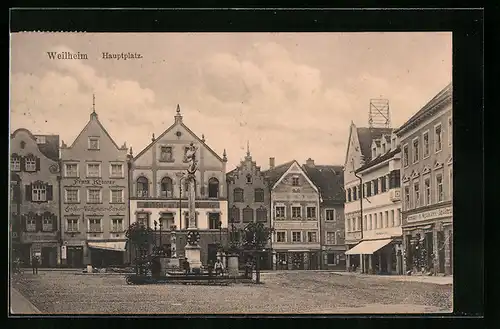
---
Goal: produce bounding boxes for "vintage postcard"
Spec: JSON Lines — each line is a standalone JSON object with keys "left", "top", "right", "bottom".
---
{"left": 9, "top": 31, "right": 453, "bottom": 315}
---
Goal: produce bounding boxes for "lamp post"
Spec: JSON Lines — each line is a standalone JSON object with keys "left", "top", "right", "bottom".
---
{"left": 159, "top": 220, "right": 163, "bottom": 255}
{"left": 153, "top": 220, "right": 158, "bottom": 255}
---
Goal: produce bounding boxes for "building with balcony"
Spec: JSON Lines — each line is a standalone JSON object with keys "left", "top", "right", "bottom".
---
{"left": 395, "top": 83, "right": 453, "bottom": 276}
{"left": 263, "top": 159, "right": 321, "bottom": 270}
{"left": 128, "top": 105, "right": 228, "bottom": 266}
{"left": 302, "top": 159, "right": 346, "bottom": 270}
{"left": 226, "top": 143, "right": 272, "bottom": 269}
{"left": 60, "top": 109, "right": 129, "bottom": 268}
{"left": 10, "top": 129, "right": 61, "bottom": 267}
{"left": 344, "top": 134, "right": 403, "bottom": 275}
{"left": 343, "top": 122, "right": 393, "bottom": 273}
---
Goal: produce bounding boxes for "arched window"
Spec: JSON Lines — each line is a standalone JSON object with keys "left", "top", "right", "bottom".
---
{"left": 136, "top": 177, "right": 149, "bottom": 197}
{"left": 233, "top": 188, "right": 244, "bottom": 202}
{"left": 243, "top": 207, "right": 254, "bottom": 223}
{"left": 230, "top": 206, "right": 240, "bottom": 223}
{"left": 208, "top": 177, "right": 219, "bottom": 198}
{"left": 160, "top": 177, "right": 173, "bottom": 198}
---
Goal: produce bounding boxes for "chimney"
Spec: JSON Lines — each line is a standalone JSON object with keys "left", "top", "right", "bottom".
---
{"left": 306, "top": 158, "right": 315, "bottom": 167}
{"left": 269, "top": 157, "right": 275, "bottom": 169}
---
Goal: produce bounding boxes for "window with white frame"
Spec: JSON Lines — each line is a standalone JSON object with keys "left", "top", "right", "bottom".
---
{"left": 11, "top": 155, "right": 21, "bottom": 171}
{"left": 291, "top": 231, "right": 301, "bottom": 242}
{"left": 65, "top": 189, "right": 79, "bottom": 203}
{"left": 326, "top": 232, "right": 336, "bottom": 244}
{"left": 326, "top": 209, "right": 335, "bottom": 221}
{"left": 42, "top": 214, "right": 53, "bottom": 231}
{"left": 307, "top": 231, "right": 317, "bottom": 243}
{"left": 136, "top": 213, "right": 149, "bottom": 227}
{"left": 65, "top": 163, "right": 79, "bottom": 177}
{"left": 88, "top": 218, "right": 102, "bottom": 232}
{"left": 448, "top": 116, "right": 452, "bottom": 145}
{"left": 291, "top": 206, "right": 301, "bottom": 219}
{"left": 110, "top": 163, "right": 124, "bottom": 178}
{"left": 87, "top": 189, "right": 101, "bottom": 203}
{"left": 276, "top": 231, "right": 286, "bottom": 242}
{"left": 26, "top": 216, "right": 36, "bottom": 232}
{"left": 424, "top": 178, "right": 431, "bottom": 206}
{"left": 66, "top": 218, "right": 79, "bottom": 232}
{"left": 306, "top": 206, "right": 316, "bottom": 219}
{"left": 292, "top": 176, "right": 299, "bottom": 186}
{"left": 449, "top": 167, "right": 453, "bottom": 200}
{"left": 413, "top": 181, "right": 420, "bottom": 208}
{"left": 404, "top": 185, "right": 411, "bottom": 210}
{"left": 423, "top": 131, "right": 430, "bottom": 158}
{"left": 435, "top": 124, "right": 442, "bottom": 152}
{"left": 87, "top": 163, "right": 101, "bottom": 178}
{"left": 32, "top": 183, "right": 47, "bottom": 201}
{"left": 88, "top": 137, "right": 100, "bottom": 150}
{"left": 403, "top": 144, "right": 409, "bottom": 167}
{"left": 111, "top": 189, "right": 124, "bottom": 203}
{"left": 412, "top": 137, "right": 419, "bottom": 163}
{"left": 436, "top": 173, "right": 444, "bottom": 202}
{"left": 35, "top": 135, "right": 46, "bottom": 144}
{"left": 25, "top": 156, "right": 37, "bottom": 172}
{"left": 111, "top": 218, "right": 124, "bottom": 232}
{"left": 275, "top": 206, "right": 285, "bottom": 219}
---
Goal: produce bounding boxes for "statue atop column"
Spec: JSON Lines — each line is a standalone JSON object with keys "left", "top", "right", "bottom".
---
{"left": 185, "top": 142, "right": 198, "bottom": 174}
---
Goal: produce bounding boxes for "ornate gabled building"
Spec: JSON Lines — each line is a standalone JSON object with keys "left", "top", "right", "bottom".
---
{"left": 60, "top": 107, "right": 129, "bottom": 268}
{"left": 395, "top": 83, "right": 453, "bottom": 276}
{"left": 302, "top": 159, "right": 346, "bottom": 270}
{"left": 128, "top": 105, "right": 228, "bottom": 266}
{"left": 263, "top": 159, "right": 321, "bottom": 270}
{"left": 226, "top": 143, "right": 272, "bottom": 269}
{"left": 10, "top": 129, "right": 61, "bottom": 267}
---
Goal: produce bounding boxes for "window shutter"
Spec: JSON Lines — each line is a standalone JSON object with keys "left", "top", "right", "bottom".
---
{"left": 36, "top": 157, "right": 41, "bottom": 171}
{"left": 35, "top": 214, "right": 43, "bottom": 232}
{"left": 20, "top": 157, "right": 25, "bottom": 172}
{"left": 25, "top": 184, "right": 32, "bottom": 201}
{"left": 21, "top": 215, "right": 27, "bottom": 232}
{"left": 46, "top": 184, "right": 53, "bottom": 200}
{"left": 52, "top": 214, "right": 58, "bottom": 232}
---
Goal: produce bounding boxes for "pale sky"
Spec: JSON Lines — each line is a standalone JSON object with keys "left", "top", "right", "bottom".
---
{"left": 10, "top": 32, "right": 452, "bottom": 170}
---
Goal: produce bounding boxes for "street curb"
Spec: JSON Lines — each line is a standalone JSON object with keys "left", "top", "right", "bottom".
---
{"left": 10, "top": 287, "right": 41, "bottom": 314}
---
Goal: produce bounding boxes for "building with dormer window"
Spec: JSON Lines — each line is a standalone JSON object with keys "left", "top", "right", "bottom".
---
{"left": 128, "top": 105, "right": 228, "bottom": 266}
{"left": 226, "top": 142, "right": 272, "bottom": 269}
{"left": 263, "top": 159, "right": 321, "bottom": 270}
{"left": 60, "top": 106, "right": 129, "bottom": 268}
{"left": 10, "top": 129, "right": 61, "bottom": 267}
{"left": 395, "top": 83, "right": 453, "bottom": 276}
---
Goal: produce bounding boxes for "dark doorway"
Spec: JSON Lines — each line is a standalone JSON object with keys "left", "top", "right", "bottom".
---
{"left": 405, "top": 234, "right": 413, "bottom": 271}
{"left": 425, "top": 231, "right": 434, "bottom": 270}
{"left": 41, "top": 247, "right": 57, "bottom": 267}
{"left": 437, "top": 231, "right": 446, "bottom": 273}
{"left": 207, "top": 244, "right": 218, "bottom": 264}
{"left": 259, "top": 251, "right": 270, "bottom": 270}
{"left": 67, "top": 246, "right": 84, "bottom": 268}
{"left": 449, "top": 230, "right": 453, "bottom": 274}
{"left": 276, "top": 252, "right": 288, "bottom": 270}
{"left": 309, "top": 252, "right": 319, "bottom": 270}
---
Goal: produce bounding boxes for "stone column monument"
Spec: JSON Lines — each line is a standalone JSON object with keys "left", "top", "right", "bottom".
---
{"left": 184, "top": 142, "right": 202, "bottom": 271}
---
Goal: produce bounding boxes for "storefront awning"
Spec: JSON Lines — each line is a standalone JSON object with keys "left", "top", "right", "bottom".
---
{"left": 345, "top": 239, "right": 393, "bottom": 255}
{"left": 88, "top": 241, "right": 126, "bottom": 252}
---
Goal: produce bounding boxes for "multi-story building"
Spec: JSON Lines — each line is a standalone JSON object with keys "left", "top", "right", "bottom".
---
{"left": 10, "top": 129, "right": 61, "bottom": 267}
{"left": 226, "top": 144, "right": 272, "bottom": 269}
{"left": 128, "top": 105, "right": 229, "bottom": 266}
{"left": 264, "top": 158, "right": 321, "bottom": 270}
{"left": 60, "top": 110, "right": 129, "bottom": 268}
{"left": 395, "top": 83, "right": 453, "bottom": 275}
{"left": 345, "top": 133, "right": 404, "bottom": 274}
{"left": 343, "top": 122, "right": 393, "bottom": 272}
{"left": 302, "top": 159, "right": 346, "bottom": 270}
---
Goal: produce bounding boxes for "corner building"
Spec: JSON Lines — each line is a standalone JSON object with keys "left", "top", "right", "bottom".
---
{"left": 128, "top": 106, "right": 228, "bottom": 266}
{"left": 60, "top": 110, "right": 129, "bottom": 267}
{"left": 10, "top": 129, "right": 61, "bottom": 267}
{"left": 395, "top": 83, "right": 453, "bottom": 275}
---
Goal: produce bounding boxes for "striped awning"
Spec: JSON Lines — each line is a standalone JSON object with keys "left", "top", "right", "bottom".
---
{"left": 345, "top": 239, "right": 393, "bottom": 255}
{"left": 88, "top": 241, "right": 126, "bottom": 252}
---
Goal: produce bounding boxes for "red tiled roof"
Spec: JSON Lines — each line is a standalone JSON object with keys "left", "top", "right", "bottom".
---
{"left": 302, "top": 164, "right": 345, "bottom": 203}
{"left": 356, "top": 127, "right": 394, "bottom": 162}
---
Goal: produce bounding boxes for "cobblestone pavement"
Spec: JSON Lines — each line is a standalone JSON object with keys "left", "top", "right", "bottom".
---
{"left": 11, "top": 271, "right": 452, "bottom": 314}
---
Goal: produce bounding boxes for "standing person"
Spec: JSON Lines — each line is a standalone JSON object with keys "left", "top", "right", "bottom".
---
{"left": 183, "top": 258, "right": 190, "bottom": 275}
{"left": 32, "top": 255, "right": 39, "bottom": 274}
{"left": 214, "top": 259, "right": 224, "bottom": 276}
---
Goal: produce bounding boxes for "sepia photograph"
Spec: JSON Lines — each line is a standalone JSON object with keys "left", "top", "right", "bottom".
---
{"left": 9, "top": 31, "right": 453, "bottom": 315}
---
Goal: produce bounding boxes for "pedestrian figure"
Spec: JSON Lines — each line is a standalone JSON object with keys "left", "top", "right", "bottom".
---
{"left": 183, "top": 259, "right": 190, "bottom": 275}
{"left": 244, "top": 260, "right": 252, "bottom": 278}
{"left": 214, "top": 259, "right": 224, "bottom": 276}
{"left": 32, "top": 255, "right": 39, "bottom": 274}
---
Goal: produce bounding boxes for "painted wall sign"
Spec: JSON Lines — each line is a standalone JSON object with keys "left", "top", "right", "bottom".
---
{"left": 274, "top": 221, "right": 318, "bottom": 229}
{"left": 69, "top": 178, "right": 117, "bottom": 186}
{"left": 137, "top": 201, "right": 220, "bottom": 209}
{"left": 407, "top": 206, "right": 452, "bottom": 223}
{"left": 64, "top": 204, "right": 127, "bottom": 213}
{"left": 22, "top": 233, "right": 58, "bottom": 241}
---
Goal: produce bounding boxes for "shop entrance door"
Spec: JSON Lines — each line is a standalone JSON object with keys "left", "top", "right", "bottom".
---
{"left": 67, "top": 246, "right": 84, "bottom": 268}
{"left": 438, "top": 231, "right": 446, "bottom": 273}
{"left": 41, "top": 247, "right": 57, "bottom": 267}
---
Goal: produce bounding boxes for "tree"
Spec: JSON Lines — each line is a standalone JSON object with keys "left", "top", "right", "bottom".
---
{"left": 240, "top": 222, "right": 274, "bottom": 283}
{"left": 126, "top": 222, "right": 154, "bottom": 275}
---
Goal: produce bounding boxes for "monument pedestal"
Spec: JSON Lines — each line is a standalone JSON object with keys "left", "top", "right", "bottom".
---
{"left": 227, "top": 254, "right": 239, "bottom": 277}
{"left": 185, "top": 244, "right": 202, "bottom": 270}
